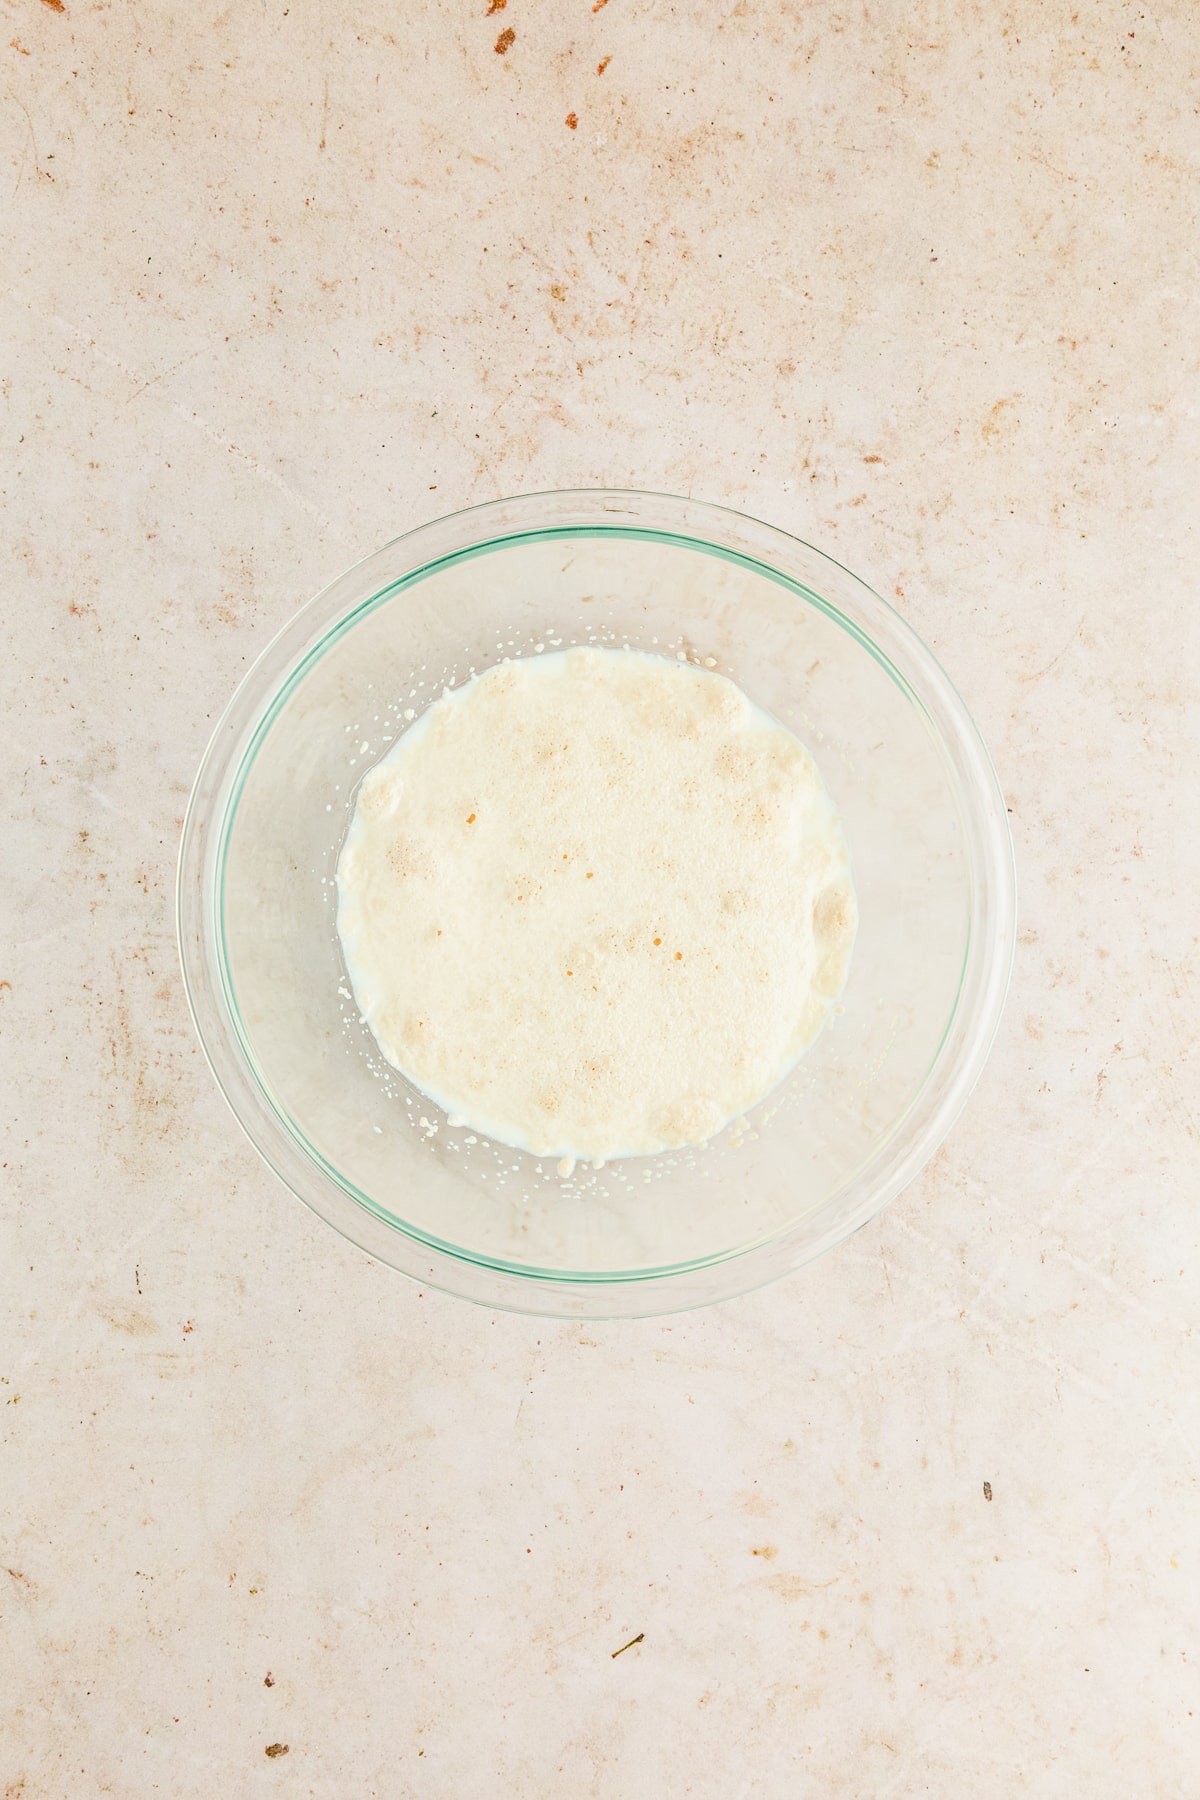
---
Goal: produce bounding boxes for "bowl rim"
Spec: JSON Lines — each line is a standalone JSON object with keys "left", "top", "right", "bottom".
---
{"left": 177, "top": 487, "right": 1016, "bottom": 1317}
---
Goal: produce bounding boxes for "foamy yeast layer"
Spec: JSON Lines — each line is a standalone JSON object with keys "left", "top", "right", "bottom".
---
{"left": 336, "top": 647, "right": 856, "bottom": 1164}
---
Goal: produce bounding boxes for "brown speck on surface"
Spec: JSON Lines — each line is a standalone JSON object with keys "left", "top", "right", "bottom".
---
{"left": 611, "top": 1631, "right": 643, "bottom": 1658}
{"left": 264, "top": 1742, "right": 288, "bottom": 1757}
{"left": 105, "top": 1308, "right": 156, "bottom": 1337}
{"left": 983, "top": 1480, "right": 993, "bottom": 1501}
{"left": 550, "top": 282, "right": 567, "bottom": 301}
{"left": 597, "top": 55, "right": 611, "bottom": 74}
{"left": 592, "top": 0, "right": 609, "bottom": 10}
{"left": 653, "top": 937, "right": 661, "bottom": 946}
{"left": 494, "top": 26, "right": 514, "bottom": 53}
{"left": 751, "top": 1545, "right": 779, "bottom": 1559}
{"left": 466, "top": 813, "right": 476, "bottom": 824}
{"left": 863, "top": 454, "right": 883, "bottom": 463}
{"left": 11, "top": 37, "right": 32, "bottom": 53}
{"left": 566, "top": 112, "right": 578, "bottom": 130}
{"left": 674, "top": 951, "right": 682, "bottom": 960}
{"left": 982, "top": 395, "right": 1018, "bottom": 442}
{"left": 486, "top": 0, "right": 506, "bottom": 11}
{"left": 40, "top": 0, "right": 66, "bottom": 11}
{"left": 263, "top": 1672, "right": 275, "bottom": 1687}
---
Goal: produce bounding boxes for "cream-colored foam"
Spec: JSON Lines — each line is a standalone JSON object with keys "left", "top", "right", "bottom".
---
{"left": 336, "top": 647, "right": 856, "bottom": 1163}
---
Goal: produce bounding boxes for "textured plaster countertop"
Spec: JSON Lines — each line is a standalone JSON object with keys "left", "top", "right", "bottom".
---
{"left": 3, "top": 2, "right": 1198, "bottom": 1794}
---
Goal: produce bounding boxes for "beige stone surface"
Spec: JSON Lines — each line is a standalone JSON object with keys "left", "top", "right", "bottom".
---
{"left": 3, "top": 0, "right": 1198, "bottom": 1793}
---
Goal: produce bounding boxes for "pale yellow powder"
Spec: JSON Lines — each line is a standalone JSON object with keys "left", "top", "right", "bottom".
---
{"left": 336, "top": 647, "right": 856, "bottom": 1162}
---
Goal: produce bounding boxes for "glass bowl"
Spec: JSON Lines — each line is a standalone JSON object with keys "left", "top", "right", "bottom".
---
{"left": 177, "top": 490, "right": 1015, "bottom": 1317}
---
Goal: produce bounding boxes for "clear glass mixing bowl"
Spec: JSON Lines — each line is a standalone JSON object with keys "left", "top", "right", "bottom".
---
{"left": 177, "top": 490, "right": 1015, "bottom": 1316}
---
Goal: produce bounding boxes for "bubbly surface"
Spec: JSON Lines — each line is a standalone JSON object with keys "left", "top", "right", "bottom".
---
{"left": 336, "top": 647, "right": 856, "bottom": 1163}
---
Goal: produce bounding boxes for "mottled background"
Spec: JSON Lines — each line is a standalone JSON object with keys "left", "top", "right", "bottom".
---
{"left": 3, "top": 1, "right": 1198, "bottom": 1793}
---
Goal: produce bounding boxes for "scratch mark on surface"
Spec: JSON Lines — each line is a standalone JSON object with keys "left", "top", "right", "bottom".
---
{"left": 46, "top": 309, "right": 343, "bottom": 538}
{"left": 9, "top": 92, "right": 41, "bottom": 196}
{"left": 766, "top": 1571, "right": 842, "bottom": 1600}
{"left": 1052, "top": 1240, "right": 1193, "bottom": 1338}
{"left": 125, "top": 348, "right": 203, "bottom": 403}
{"left": 887, "top": 1211, "right": 1120, "bottom": 1400}
{"left": 1019, "top": 613, "right": 1084, "bottom": 685}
